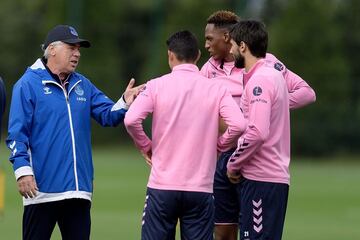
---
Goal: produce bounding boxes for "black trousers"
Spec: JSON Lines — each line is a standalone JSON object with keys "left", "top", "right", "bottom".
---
{"left": 23, "top": 198, "right": 91, "bottom": 240}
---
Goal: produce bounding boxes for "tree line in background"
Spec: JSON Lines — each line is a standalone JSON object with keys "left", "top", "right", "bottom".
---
{"left": 0, "top": 0, "right": 358, "bottom": 157}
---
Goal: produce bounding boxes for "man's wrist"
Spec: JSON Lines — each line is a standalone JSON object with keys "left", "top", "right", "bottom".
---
{"left": 15, "top": 166, "right": 34, "bottom": 181}
{"left": 111, "top": 95, "right": 129, "bottom": 111}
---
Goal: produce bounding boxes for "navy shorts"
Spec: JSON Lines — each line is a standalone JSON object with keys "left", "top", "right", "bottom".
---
{"left": 141, "top": 187, "right": 214, "bottom": 240}
{"left": 213, "top": 149, "right": 240, "bottom": 224}
{"left": 239, "top": 178, "right": 289, "bottom": 240}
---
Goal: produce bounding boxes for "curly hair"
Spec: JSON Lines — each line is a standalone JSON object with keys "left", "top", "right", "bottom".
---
{"left": 207, "top": 10, "right": 240, "bottom": 30}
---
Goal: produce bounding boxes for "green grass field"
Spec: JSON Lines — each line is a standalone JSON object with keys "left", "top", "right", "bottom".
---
{"left": 0, "top": 145, "right": 359, "bottom": 239}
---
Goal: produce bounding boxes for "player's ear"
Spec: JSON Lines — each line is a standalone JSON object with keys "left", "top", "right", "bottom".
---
{"left": 195, "top": 50, "right": 201, "bottom": 64}
{"left": 168, "top": 50, "right": 176, "bottom": 69}
{"left": 239, "top": 41, "right": 247, "bottom": 53}
{"left": 224, "top": 32, "right": 230, "bottom": 42}
{"left": 49, "top": 44, "right": 57, "bottom": 56}
{"left": 168, "top": 50, "right": 174, "bottom": 61}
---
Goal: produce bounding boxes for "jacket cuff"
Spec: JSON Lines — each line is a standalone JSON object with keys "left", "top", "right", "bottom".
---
{"left": 14, "top": 166, "right": 34, "bottom": 181}
{"left": 111, "top": 95, "right": 128, "bottom": 111}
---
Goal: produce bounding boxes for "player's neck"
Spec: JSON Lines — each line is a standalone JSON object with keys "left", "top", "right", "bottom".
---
{"left": 245, "top": 55, "right": 261, "bottom": 72}
{"left": 223, "top": 54, "right": 234, "bottom": 63}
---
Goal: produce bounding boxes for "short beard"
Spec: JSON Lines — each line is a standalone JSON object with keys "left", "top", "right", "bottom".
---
{"left": 234, "top": 54, "right": 245, "bottom": 68}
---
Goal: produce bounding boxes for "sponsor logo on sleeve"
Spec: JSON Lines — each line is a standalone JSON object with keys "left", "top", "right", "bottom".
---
{"left": 274, "top": 62, "right": 284, "bottom": 71}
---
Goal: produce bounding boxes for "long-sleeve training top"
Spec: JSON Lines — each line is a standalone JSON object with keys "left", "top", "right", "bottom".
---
{"left": 227, "top": 59, "right": 291, "bottom": 185}
{"left": 125, "top": 64, "right": 247, "bottom": 193}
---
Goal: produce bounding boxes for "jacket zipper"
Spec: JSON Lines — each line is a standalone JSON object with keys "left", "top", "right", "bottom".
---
{"left": 42, "top": 79, "right": 82, "bottom": 191}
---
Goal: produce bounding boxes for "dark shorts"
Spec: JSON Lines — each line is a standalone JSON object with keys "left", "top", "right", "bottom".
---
{"left": 23, "top": 198, "right": 91, "bottom": 240}
{"left": 141, "top": 187, "right": 214, "bottom": 240}
{"left": 213, "top": 149, "right": 240, "bottom": 224}
{"left": 239, "top": 178, "right": 289, "bottom": 240}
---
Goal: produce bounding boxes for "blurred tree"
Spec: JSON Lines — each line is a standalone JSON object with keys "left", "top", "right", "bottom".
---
{"left": 336, "top": 0, "right": 360, "bottom": 153}
{"left": 261, "top": 0, "right": 286, "bottom": 24}
{"left": 80, "top": 0, "right": 239, "bottom": 144}
{"left": 264, "top": 0, "right": 353, "bottom": 156}
{"left": 0, "top": 0, "right": 358, "bottom": 156}
{"left": 0, "top": 0, "right": 63, "bottom": 138}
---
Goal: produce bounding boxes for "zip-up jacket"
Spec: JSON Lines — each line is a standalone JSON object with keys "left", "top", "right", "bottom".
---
{"left": 7, "top": 59, "right": 127, "bottom": 205}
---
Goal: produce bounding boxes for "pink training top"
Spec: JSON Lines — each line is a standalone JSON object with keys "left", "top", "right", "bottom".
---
{"left": 124, "top": 64, "right": 246, "bottom": 193}
{"left": 200, "top": 53, "right": 316, "bottom": 108}
{"left": 200, "top": 58, "right": 243, "bottom": 105}
{"left": 227, "top": 59, "right": 291, "bottom": 184}
{"left": 264, "top": 53, "right": 316, "bottom": 109}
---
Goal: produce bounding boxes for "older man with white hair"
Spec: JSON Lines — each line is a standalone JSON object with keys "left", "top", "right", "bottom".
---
{"left": 7, "top": 25, "right": 143, "bottom": 240}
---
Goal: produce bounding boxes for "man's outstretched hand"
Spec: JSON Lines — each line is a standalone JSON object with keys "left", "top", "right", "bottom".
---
{"left": 123, "top": 78, "right": 145, "bottom": 106}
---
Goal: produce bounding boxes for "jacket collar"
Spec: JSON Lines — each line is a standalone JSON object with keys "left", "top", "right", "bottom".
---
{"left": 172, "top": 63, "right": 199, "bottom": 72}
{"left": 243, "top": 58, "right": 265, "bottom": 86}
{"left": 208, "top": 57, "right": 239, "bottom": 74}
{"left": 29, "top": 58, "right": 75, "bottom": 86}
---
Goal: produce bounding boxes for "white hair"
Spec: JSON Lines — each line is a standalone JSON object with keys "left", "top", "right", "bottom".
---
{"left": 43, "top": 41, "right": 63, "bottom": 59}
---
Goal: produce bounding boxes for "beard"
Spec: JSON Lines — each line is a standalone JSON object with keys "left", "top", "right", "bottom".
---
{"left": 234, "top": 53, "right": 245, "bottom": 68}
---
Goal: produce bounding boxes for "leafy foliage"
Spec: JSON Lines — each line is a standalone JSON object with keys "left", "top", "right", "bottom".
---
{"left": 0, "top": 0, "right": 358, "bottom": 156}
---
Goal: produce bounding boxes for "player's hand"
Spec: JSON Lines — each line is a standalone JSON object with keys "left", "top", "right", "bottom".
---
{"left": 141, "top": 149, "right": 152, "bottom": 167}
{"left": 227, "top": 170, "right": 242, "bottom": 184}
{"left": 219, "top": 118, "right": 228, "bottom": 134}
{"left": 123, "top": 78, "right": 145, "bottom": 106}
{"left": 17, "top": 175, "right": 38, "bottom": 198}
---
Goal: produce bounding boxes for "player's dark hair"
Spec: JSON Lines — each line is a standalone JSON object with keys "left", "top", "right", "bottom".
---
{"left": 207, "top": 10, "right": 240, "bottom": 31}
{"left": 229, "top": 20, "right": 268, "bottom": 58}
{"left": 166, "top": 30, "right": 199, "bottom": 62}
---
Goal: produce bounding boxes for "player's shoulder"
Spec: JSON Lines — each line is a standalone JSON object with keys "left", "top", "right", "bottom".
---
{"left": 249, "top": 61, "right": 283, "bottom": 89}
{"left": 265, "top": 53, "right": 286, "bottom": 73}
{"left": 259, "top": 60, "right": 284, "bottom": 78}
{"left": 142, "top": 73, "right": 172, "bottom": 91}
{"left": 201, "top": 57, "right": 219, "bottom": 71}
{"left": 201, "top": 58, "right": 212, "bottom": 68}
{"left": 16, "top": 68, "right": 42, "bottom": 88}
{"left": 202, "top": 57, "right": 217, "bottom": 67}
{"left": 202, "top": 76, "right": 229, "bottom": 95}
{"left": 150, "top": 72, "right": 172, "bottom": 83}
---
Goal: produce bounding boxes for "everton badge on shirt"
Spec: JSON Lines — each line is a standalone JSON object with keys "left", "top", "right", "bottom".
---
{"left": 253, "top": 86, "right": 262, "bottom": 96}
{"left": 75, "top": 85, "right": 86, "bottom": 102}
{"left": 75, "top": 85, "right": 84, "bottom": 96}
